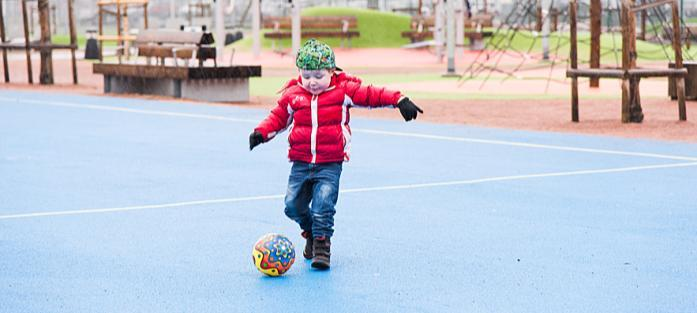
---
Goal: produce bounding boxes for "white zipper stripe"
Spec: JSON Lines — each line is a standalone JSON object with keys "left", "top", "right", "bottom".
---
{"left": 310, "top": 94, "right": 319, "bottom": 163}
{"left": 342, "top": 95, "right": 353, "bottom": 161}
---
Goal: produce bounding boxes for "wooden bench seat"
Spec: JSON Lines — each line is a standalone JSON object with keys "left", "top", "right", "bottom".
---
{"left": 401, "top": 15, "right": 494, "bottom": 50}
{"left": 262, "top": 16, "right": 360, "bottom": 49}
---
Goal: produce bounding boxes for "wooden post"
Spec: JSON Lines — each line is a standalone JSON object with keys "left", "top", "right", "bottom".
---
{"left": 0, "top": 0, "right": 9, "bottom": 82}
{"left": 68, "top": 0, "right": 78, "bottom": 84}
{"left": 590, "top": 0, "right": 601, "bottom": 87}
{"left": 620, "top": 0, "right": 637, "bottom": 123}
{"left": 640, "top": 0, "right": 647, "bottom": 40}
{"left": 123, "top": 8, "right": 129, "bottom": 59}
{"left": 144, "top": 2, "right": 149, "bottom": 29}
{"left": 21, "top": 0, "right": 33, "bottom": 84}
{"left": 570, "top": 0, "right": 579, "bottom": 122}
{"left": 99, "top": 5, "right": 103, "bottom": 61}
{"left": 39, "top": 0, "right": 54, "bottom": 84}
{"left": 116, "top": 2, "right": 123, "bottom": 49}
{"left": 621, "top": 0, "right": 630, "bottom": 122}
{"left": 671, "top": 0, "right": 687, "bottom": 120}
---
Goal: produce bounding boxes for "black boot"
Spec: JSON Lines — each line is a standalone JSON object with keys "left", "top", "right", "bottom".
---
{"left": 301, "top": 231, "right": 313, "bottom": 260}
{"left": 311, "top": 236, "right": 331, "bottom": 270}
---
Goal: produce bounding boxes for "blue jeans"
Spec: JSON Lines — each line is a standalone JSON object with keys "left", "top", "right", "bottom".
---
{"left": 284, "top": 161, "right": 342, "bottom": 239}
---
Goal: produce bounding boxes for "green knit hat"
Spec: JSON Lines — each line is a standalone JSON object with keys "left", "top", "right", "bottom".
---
{"left": 295, "top": 39, "right": 337, "bottom": 70}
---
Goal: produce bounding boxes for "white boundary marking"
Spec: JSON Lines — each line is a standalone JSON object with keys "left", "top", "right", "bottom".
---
{"left": 2, "top": 162, "right": 696, "bottom": 220}
{"left": 2, "top": 95, "right": 697, "bottom": 220}
{"left": 2, "top": 96, "right": 695, "bottom": 161}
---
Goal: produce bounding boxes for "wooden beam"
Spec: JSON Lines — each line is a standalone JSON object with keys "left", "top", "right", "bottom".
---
{"left": 68, "top": 0, "right": 78, "bottom": 84}
{"left": 567, "top": 68, "right": 624, "bottom": 78}
{"left": 92, "top": 64, "right": 262, "bottom": 79}
{"left": 621, "top": 0, "right": 638, "bottom": 122}
{"left": 97, "top": 34, "right": 137, "bottom": 41}
{"left": 627, "top": 68, "right": 687, "bottom": 77}
{"left": 100, "top": 8, "right": 118, "bottom": 16}
{"left": 0, "top": 0, "right": 9, "bottom": 82}
{"left": 640, "top": 0, "right": 647, "bottom": 40}
{"left": 630, "top": 0, "right": 672, "bottom": 12}
{"left": 21, "top": 0, "right": 33, "bottom": 84}
{"left": 671, "top": 0, "right": 686, "bottom": 120}
{"left": 116, "top": 2, "right": 123, "bottom": 48}
{"left": 143, "top": 2, "right": 148, "bottom": 29}
{"left": 590, "top": 0, "right": 601, "bottom": 87}
{"left": 39, "top": 0, "right": 54, "bottom": 84}
{"left": 569, "top": 0, "right": 579, "bottom": 122}
{"left": 0, "top": 43, "right": 77, "bottom": 50}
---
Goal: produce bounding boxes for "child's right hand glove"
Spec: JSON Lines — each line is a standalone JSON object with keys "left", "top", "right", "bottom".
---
{"left": 249, "top": 131, "right": 264, "bottom": 151}
{"left": 397, "top": 97, "right": 423, "bottom": 122}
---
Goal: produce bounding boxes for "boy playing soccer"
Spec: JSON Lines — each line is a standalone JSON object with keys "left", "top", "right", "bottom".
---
{"left": 249, "top": 39, "right": 422, "bottom": 269}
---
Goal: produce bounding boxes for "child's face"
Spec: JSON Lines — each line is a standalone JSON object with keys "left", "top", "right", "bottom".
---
{"left": 299, "top": 69, "right": 333, "bottom": 95}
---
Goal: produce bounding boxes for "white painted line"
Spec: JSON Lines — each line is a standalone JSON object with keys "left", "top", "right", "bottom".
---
{"left": 0, "top": 97, "right": 259, "bottom": 124}
{"left": 2, "top": 96, "right": 695, "bottom": 162}
{"left": 2, "top": 161, "right": 695, "bottom": 220}
{"left": 354, "top": 129, "right": 697, "bottom": 162}
{"left": 0, "top": 194, "right": 285, "bottom": 220}
{"left": 341, "top": 161, "right": 697, "bottom": 192}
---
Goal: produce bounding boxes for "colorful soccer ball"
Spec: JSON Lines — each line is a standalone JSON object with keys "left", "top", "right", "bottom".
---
{"left": 252, "top": 233, "right": 295, "bottom": 276}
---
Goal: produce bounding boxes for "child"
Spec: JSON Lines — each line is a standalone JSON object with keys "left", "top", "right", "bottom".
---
{"left": 249, "top": 39, "right": 422, "bottom": 270}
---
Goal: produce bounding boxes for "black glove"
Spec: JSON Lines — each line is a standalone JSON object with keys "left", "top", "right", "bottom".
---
{"left": 397, "top": 97, "right": 423, "bottom": 122}
{"left": 249, "top": 131, "right": 264, "bottom": 151}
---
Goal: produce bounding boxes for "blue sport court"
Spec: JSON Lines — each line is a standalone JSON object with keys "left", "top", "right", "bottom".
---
{"left": 1, "top": 90, "right": 696, "bottom": 313}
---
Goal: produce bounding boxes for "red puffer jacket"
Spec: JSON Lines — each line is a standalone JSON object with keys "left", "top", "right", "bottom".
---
{"left": 255, "top": 72, "right": 402, "bottom": 163}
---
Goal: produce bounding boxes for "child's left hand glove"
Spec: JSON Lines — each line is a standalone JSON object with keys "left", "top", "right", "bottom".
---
{"left": 249, "top": 131, "right": 264, "bottom": 151}
{"left": 397, "top": 97, "right": 423, "bottom": 122}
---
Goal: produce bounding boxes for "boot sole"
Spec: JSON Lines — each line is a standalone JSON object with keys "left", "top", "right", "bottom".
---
{"left": 311, "top": 260, "right": 330, "bottom": 269}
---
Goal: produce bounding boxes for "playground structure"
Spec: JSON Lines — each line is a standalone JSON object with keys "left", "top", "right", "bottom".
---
{"left": 97, "top": 0, "right": 149, "bottom": 62}
{"left": 0, "top": 0, "right": 78, "bottom": 85}
{"left": 566, "top": 0, "right": 687, "bottom": 123}
{"left": 456, "top": 0, "right": 690, "bottom": 123}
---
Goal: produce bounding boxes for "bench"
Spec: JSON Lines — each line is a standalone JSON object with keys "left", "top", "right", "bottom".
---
{"left": 668, "top": 61, "right": 697, "bottom": 100}
{"left": 262, "top": 16, "right": 360, "bottom": 49}
{"left": 128, "top": 29, "right": 217, "bottom": 67}
{"left": 566, "top": 67, "right": 687, "bottom": 122}
{"left": 401, "top": 16, "right": 493, "bottom": 50}
{"left": 93, "top": 30, "right": 261, "bottom": 102}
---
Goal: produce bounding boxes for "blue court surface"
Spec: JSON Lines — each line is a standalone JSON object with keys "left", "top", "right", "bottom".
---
{"left": 1, "top": 89, "right": 696, "bottom": 313}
